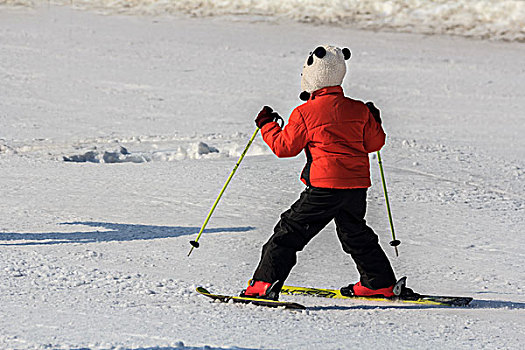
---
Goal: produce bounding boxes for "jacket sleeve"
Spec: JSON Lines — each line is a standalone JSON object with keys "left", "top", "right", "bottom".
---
{"left": 260, "top": 107, "right": 308, "bottom": 158}
{"left": 363, "top": 110, "right": 386, "bottom": 153}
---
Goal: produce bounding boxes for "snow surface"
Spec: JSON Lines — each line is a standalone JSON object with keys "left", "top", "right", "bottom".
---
{"left": 4, "top": 0, "right": 525, "bottom": 42}
{"left": 1, "top": 4, "right": 524, "bottom": 350}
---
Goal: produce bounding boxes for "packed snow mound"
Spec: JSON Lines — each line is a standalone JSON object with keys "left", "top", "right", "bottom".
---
{"left": 5, "top": 133, "right": 272, "bottom": 163}
{"left": 63, "top": 142, "right": 221, "bottom": 163}
{"left": 11, "top": 0, "right": 525, "bottom": 42}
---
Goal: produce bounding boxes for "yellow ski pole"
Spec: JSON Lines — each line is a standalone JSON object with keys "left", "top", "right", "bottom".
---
{"left": 377, "top": 150, "right": 401, "bottom": 257}
{"left": 188, "top": 128, "right": 260, "bottom": 257}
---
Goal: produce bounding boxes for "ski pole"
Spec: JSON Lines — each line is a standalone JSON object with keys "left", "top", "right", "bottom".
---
{"left": 188, "top": 128, "right": 260, "bottom": 257}
{"left": 376, "top": 151, "right": 401, "bottom": 257}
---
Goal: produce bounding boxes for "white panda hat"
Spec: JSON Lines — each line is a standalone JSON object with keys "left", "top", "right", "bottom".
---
{"left": 300, "top": 45, "right": 351, "bottom": 101}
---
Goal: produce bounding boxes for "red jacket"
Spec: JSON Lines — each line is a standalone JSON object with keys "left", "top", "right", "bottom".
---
{"left": 261, "top": 86, "right": 385, "bottom": 189}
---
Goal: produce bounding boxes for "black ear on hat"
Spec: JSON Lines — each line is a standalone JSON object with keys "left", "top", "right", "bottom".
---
{"left": 307, "top": 55, "right": 314, "bottom": 66}
{"left": 342, "top": 48, "right": 351, "bottom": 60}
{"left": 299, "top": 91, "right": 311, "bottom": 101}
{"left": 313, "top": 46, "right": 326, "bottom": 59}
{"left": 307, "top": 46, "right": 327, "bottom": 66}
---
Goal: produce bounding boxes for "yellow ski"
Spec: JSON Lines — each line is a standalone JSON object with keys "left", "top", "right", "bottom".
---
{"left": 280, "top": 285, "right": 472, "bottom": 307}
{"left": 196, "top": 287, "right": 306, "bottom": 310}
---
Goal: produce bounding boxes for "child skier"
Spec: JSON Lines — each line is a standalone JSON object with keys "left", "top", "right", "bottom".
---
{"left": 241, "top": 45, "right": 397, "bottom": 300}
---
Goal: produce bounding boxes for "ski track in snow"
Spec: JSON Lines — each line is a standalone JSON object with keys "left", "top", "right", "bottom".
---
{"left": 0, "top": 5, "right": 524, "bottom": 350}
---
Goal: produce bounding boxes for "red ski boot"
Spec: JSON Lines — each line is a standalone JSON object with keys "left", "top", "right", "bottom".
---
{"left": 341, "top": 281, "right": 395, "bottom": 298}
{"left": 240, "top": 280, "right": 280, "bottom": 300}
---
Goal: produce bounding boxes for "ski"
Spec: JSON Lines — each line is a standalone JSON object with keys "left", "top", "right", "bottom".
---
{"left": 196, "top": 287, "right": 306, "bottom": 310}
{"left": 280, "top": 285, "right": 473, "bottom": 307}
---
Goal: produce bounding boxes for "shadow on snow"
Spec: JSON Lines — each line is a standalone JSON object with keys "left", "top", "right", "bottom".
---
{"left": 468, "top": 299, "right": 525, "bottom": 309}
{"left": 308, "top": 299, "right": 525, "bottom": 311}
{"left": 72, "top": 347, "right": 266, "bottom": 350}
{"left": 0, "top": 221, "right": 254, "bottom": 246}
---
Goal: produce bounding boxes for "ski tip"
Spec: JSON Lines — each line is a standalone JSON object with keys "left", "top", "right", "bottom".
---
{"left": 196, "top": 286, "right": 210, "bottom": 294}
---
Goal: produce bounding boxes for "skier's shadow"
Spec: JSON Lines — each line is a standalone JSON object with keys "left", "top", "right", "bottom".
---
{"left": 115, "top": 347, "right": 266, "bottom": 350}
{"left": 88, "top": 346, "right": 267, "bottom": 350}
{"left": 309, "top": 299, "right": 525, "bottom": 311}
{"left": 468, "top": 299, "right": 525, "bottom": 309}
{"left": 0, "top": 221, "right": 254, "bottom": 246}
{"left": 309, "top": 304, "right": 450, "bottom": 311}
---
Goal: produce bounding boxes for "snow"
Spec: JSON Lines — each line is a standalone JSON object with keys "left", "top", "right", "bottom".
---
{"left": 62, "top": 142, "right": 221, "bottom": 163}
{"left": 1, "top": 4, "right": 524, "bottom": 350}
{"left": 6, "top": 0, "right": 525, "bottom": 42}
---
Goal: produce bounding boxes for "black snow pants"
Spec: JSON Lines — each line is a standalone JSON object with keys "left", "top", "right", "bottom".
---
{"left": 252, "top": 187, "right": 396, "bottom": 290}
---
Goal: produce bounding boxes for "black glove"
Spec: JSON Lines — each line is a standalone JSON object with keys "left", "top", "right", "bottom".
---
{"left": 255, "top": 106, "right": 283, "bottom": 129}
{"left": 365, "top": 102, "right": 382, "bottom": 125}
